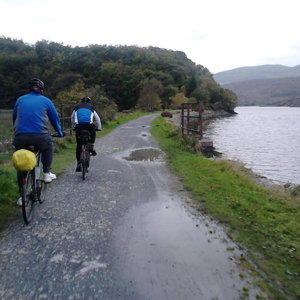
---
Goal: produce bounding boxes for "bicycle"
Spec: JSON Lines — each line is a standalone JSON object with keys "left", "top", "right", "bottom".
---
{"left": 18, "top": 134, "right": 63, "bottom": 224}
{"left": 19, "top": 147, "right": 45, "bottom": 224}
{"left": 78, "top": 130, "right": 92, "bottom": 180}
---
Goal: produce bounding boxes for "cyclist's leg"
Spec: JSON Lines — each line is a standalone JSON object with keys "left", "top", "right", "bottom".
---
{"left": 75, "top": 126, "right": 83, "bottom": 171}
{"left": 30, "top": 134, "right": 55, "bottom": 182}
{"left": 76, "top": 139, "right": 82, "bottom": 162}
{"left": 88, "top": 124, "right": 96, "bottom": 155}
{"left": 32, "top": 134, "right": 53, "bottom": 173}
{"left": 89, "top": 124, "right": 96, "bottom": 143}
{"left": 75, "top": 141, "right": 83, "bottom": 172}
{"left": 15, "top": 171, "right": 26, "bottom": 205}
{"left": 81, "top": 144, "right": 87, "bottom": 179}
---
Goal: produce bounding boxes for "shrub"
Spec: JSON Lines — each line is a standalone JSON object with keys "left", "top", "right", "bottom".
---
{"left": 161, "top": 111, "right": 173, "bottom": 118}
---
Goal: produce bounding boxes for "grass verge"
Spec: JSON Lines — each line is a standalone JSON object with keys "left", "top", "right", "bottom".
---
{"left": 0, "top": 111, "right": 151, "bottom": 231}
{"left": 151, "top": 116, "right": 300, "bottom": 300}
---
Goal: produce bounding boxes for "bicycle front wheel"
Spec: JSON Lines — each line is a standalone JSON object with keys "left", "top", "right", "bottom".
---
{"left": 21, "top": 171, "right": 36, "bottom": 224}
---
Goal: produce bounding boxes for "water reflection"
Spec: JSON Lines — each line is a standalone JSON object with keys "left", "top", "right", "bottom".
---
{"left": 203, "top": 107, "right": 300, "bottom": 184}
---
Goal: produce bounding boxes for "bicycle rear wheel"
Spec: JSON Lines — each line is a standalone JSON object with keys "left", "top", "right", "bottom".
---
{"left": 21, "top": 171, "right": 36, "bottom": 224}
{"left": 81, "top": 150, "right": 86, "bottom": 180}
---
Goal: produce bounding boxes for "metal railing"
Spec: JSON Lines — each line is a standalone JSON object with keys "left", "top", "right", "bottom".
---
{"left": 181, "top": 102, "right": 204, "bottom": 138}
{"left": 58, "top": 104, "right": 74, "bottom": 135}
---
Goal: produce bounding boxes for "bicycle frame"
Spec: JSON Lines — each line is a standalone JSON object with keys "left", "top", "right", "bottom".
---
{"left": 80, "top": 142, "right": 90, "bottom": 180}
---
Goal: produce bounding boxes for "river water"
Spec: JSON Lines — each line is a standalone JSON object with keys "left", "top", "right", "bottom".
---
{"left": 203, "top": 106, "right": 300, "bottom": 185}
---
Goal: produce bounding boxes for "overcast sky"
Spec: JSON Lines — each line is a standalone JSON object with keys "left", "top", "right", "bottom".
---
{"left": 1, "top": 0, "right": 300, "bottom": 73}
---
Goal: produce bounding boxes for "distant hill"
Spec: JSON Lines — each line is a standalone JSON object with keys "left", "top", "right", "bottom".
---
{"left": 213, "top": 65, "right": 300, "bottom": 106}
{"left": 214, "top": 64, "right": 300, "bottom": 85}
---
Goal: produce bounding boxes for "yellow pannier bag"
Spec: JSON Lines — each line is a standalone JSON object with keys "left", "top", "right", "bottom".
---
{"left": 12, "top": 149, "right": 37, "bottom": 171}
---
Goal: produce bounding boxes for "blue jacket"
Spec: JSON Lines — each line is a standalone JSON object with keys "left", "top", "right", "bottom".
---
{"left": 71, "top": 103, "right": 102, "bottom": 130}
{"left": 13, "top": 92, "right": 63, "bottom": 136}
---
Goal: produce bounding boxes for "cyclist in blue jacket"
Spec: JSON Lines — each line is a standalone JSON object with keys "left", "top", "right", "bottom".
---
{"left": 13, "top": 78, "right": 64, "bottom": 189}
{"left": 71, "top": 97, "right": 102, "bottom": 172}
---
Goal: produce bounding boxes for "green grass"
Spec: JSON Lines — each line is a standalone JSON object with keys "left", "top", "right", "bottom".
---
{"left": 0, "top": 167, "right": 20, "bottom": 231}
{"left": 0, "top": 111, "right": 152, "bottom": 230}
{"left": 151, "top": 116, "right": 300, "bottom": 300}
{"left": 0, "top": 110, "right": 13, "bottom": 136}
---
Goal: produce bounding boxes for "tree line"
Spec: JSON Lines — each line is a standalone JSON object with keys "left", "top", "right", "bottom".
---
{"left": 0, "top": 37, "right": 237, "bottom": 122}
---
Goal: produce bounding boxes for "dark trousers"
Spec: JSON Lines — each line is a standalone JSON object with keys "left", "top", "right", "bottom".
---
{"left": 13, "top": 133, "right": 53, "bottom": 193}
{"left": 13, "top": 133, "right": 53, "bottom": 173}
{"left": 75, "top": 124, "right": 96, "bottom": 162}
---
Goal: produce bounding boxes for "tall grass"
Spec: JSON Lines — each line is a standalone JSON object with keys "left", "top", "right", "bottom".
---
{"left": 151, "top": 116, "right": 300, "bottom": 300}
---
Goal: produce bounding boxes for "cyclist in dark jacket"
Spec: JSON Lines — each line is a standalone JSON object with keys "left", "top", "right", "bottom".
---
{"left": 71, "top": 97, "right": 102, "bottom": 172}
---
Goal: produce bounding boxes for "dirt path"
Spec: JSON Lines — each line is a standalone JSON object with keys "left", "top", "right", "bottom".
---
{"left": 0, "top": 115, "right": 263, "bottom": 299}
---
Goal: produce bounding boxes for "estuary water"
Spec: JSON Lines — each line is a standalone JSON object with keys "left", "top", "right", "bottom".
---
{"left": 203, "top": 106, "right": 300, "bottom": 185}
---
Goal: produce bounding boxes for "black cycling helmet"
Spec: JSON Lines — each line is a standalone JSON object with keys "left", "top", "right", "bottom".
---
{"left": 81, "top": 96, "right": 91, "bottom": 103}
{"left": 29, "top": 78, "right": 44, "bottom": 92}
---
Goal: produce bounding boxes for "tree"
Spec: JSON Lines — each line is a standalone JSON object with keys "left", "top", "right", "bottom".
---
{"left": 190, "top": 86, "right": 210, "bottom": 105}
{"left": 84, "top": 85, "right": 117, "bottom": 123}
{"left": 48, "top": 72, "right": 82, "bottom": 99}
{"left": 137, "top": 78, "right": 163, "bottom": 111}
{"left": 55, "top": 81, "right": 85, "bottom": 105}
{"left": 0, "top": 37, "right": 237, "bottom": 111}
{"left": 170, "top": 92, "right": 189, "bottom": 109}
{"left": 54, "top": 82, "right": 117, "bottom": 123}
{"left": 218, "top": 88, "right": 237, "bottom": 111}
{"left": 161, "top": 85, "right": 178, "bottom": 109}
{"left": 186, "top": 74, "right": 197, "bottom": 97}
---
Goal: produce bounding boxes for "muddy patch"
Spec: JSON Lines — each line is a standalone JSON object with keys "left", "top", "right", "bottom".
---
{"left": 123, "top": 148, "right": 164, "bottom": 162}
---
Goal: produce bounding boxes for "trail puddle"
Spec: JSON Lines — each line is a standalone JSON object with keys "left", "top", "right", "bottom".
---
{"left": 123, "top": 148, "right": 164, "bottom": 162}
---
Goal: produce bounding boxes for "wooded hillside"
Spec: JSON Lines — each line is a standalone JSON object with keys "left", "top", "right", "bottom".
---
{"left": 0, "top": 37, "right": 237, "bottom": 117}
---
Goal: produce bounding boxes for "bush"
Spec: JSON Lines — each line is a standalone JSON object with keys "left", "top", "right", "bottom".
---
{"left": 161, "top": 111, "right": 173, "bottom": 118}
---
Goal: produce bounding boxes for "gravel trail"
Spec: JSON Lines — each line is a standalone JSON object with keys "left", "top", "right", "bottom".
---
{"left": 0, "top": 115, "right": 263, "bottom": 299}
